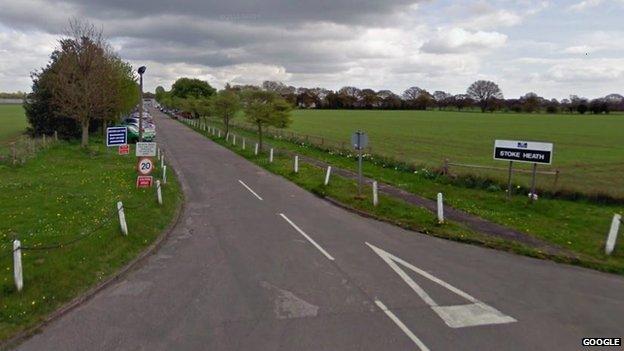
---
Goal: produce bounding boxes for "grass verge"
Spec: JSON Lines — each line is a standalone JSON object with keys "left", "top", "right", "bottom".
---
{"left": 0, "top": 139, "right": 182, "bottom": 341}
{"left": 185, "top": 119, "right": 624, "bottom": 274}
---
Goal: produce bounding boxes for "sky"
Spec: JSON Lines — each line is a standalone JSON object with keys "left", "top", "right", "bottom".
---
{"left": 0, "top": 0, "right": 623, "bottom": 99}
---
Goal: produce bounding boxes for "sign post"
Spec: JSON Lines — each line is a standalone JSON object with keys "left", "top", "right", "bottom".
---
{"left": 493, "top": 140, "right": 554, "bottom": 203}
{"left": 106, "top": 127, "right": 127, "bottom": 147}
{"left": 351, "top": 131, "right": 368, "bottom": 196}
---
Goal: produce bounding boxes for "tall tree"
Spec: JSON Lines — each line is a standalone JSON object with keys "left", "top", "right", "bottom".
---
{"left": 211, "top": 90, "right": 241, "bottom": 136}
{"left": 171, "top": 78, "right": 216, "bottom": 99}
{"left": 242, "top": 90, "right": 292, "bottom": 151}
{"left": 466, "top": 80, "right": 503, "bottom": 112}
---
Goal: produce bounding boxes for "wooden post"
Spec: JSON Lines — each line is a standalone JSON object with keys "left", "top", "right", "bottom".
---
{"left": 324, "top": 166, "right": 332, "bottom": 185}
{"left": 529, "top": 163, "right": 538, "bottom": 203}
{"left": 13, "top": 240, "right": 23, "bottom": 292}
{"left": 373, "top": 181, "right": 379, "bottom": 207}
{"left": 605, "top": 214, "right": 621, "bottom": 255}
{"left": 117, "top": 201, "right": 128, "bottom": 235}
{"left": 437, "top": 193, "right": 444, "bottom": 224}
{"left": 443, "top": 158, "right": 449, "bottom": 175}
{"left": 506, "top": 161, "right": 513, "bottom": 199}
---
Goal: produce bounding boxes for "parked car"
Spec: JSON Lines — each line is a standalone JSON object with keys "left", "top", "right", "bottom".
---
{"left": 120, "top": 119, "right": 156, "bottom": 142}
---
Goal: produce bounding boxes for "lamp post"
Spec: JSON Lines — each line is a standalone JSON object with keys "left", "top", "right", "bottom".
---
{"left": 137, "top": 66, "right": 147, "bottom": 141}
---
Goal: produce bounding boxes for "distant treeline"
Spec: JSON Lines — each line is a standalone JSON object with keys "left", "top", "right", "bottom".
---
{"left": 234, "top": 81, "right": 624, "bottom": 114}
{"left": 0, "top": 91, "right": 27, "bottom": 99}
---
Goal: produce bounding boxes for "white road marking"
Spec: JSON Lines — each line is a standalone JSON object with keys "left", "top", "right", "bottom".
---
{"left": 279, "top": 213, "right": 335, "bottom": 261}
{"left": 375, "top": 300, "right": 430, "bottom": 351}
{"left": 238, "top": 180, "right": 263, "bottom": 201}
{"left": 366, "top": 242, "right": 516, "bottom": 328}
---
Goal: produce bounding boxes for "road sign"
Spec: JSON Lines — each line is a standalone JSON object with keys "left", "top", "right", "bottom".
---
{"left": 136, "top": 142, "right": 157, "bottom": 157}
{"left": 137, "top": 157, "right": 154, "bottom": 175}
{"left": 106, "top": 127, "right": 127, "bottom": 147}
{"left": 118, "top": 144, "right": 129, "bottom": 155}
{"left": 136, "top": 176, "right": 153, "bottom": 188}
{"left": 493, "top": 140, "right": 553, "bottom": 165}
{"left": 351, "top": 131, "right": 368, "bottom": 150}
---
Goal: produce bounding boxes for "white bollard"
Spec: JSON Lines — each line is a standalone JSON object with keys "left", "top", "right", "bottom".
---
{"left": 117, "top": 201, "right": 128, "bottom": 235}
{"left": 218, "top": 130, "right": 221, "bottom": 138}
{"left": 162, "top": 165, "right": 167, "bottom": 184}
{"left": 254, "top": 143, "right": 259, "bottom": 155}
{"left": 161, "top": 155, "right": 165, "bottom": 169}
{"left": 156, "top": 180, "right": 163, "bottom": 205}
{"left": 373, "top": 181, "right": 379, "bottom": 207}
{"left": 157, "top": 148, "right": 160, "bottom": 159}
{"left": 13, "top": 240, "right": 23, "bottom": 292}
{"left": 294, "top": 155, "right": 299, "bottom": 173}
{"left": 605, "top": 214, "right": 621, "bottom": 255}
{"left": 437, "top": 192, "right": 444, "bottom": 224}
{"left": 269, "top": 148, "right": 274, "bottom": 163}
{"left": 233, "top": 135, "right": 236, "bottom": 145}
{"left": 242, "top": 138, "right": 246, "bottom": 150}
{"left": 324, "top": 166, "right": 332, "bottom": 185}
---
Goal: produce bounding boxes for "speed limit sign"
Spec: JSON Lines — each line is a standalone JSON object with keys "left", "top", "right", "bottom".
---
{"left": 137, "top": 157, "right": 154, "bottom": 175}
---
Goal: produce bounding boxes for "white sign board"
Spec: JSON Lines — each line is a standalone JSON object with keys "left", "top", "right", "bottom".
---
{"left": 493, "top": 140, "right": 553, "bottom": 165}
{"left": 135, "top": 142, "right": 157, "bottom": 157}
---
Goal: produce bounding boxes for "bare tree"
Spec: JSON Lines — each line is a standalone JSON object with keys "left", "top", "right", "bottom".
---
{"left": 466, "top": 80, "right": 503, "bottom": 112}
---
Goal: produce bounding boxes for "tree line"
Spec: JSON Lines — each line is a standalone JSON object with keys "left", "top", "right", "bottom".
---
{"left": 24, "top": 20, "right": 139, "bottom": 147}
{"left": 156, "top": 78, "right": 292, "bottom": 150}
{"left": 186, "top": 80, "right": 620, "bottom": 115}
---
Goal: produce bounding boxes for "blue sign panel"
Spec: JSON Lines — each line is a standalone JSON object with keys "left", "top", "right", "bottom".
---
{"left": 106, "top": 127, "right": 127, "bottom": 147}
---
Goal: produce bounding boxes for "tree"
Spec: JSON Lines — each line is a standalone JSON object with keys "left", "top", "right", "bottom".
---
{"left": 211, "top": 90, "right": 241, "bottom": 136}
{"left": 466, "top": 80, "right": 503, "bottom": 112}
{"left": 171, "top": 78, "right": 216, "bottom": 99}
{"left": 402, "top": 86, "right": 426, "bottom": 108}
{"left": 433, "top": 91, "right": 452, "bottom": 110}
{"left": 452, "top": 94, "right": 473, "bottom": 110}
{"left": 338, "top": 86, "right": 361, "bottom": 108}
{"left": 360, "top": 89, "right": 379, "bottom": 109}
{"left": 242, "top": 90, "right": 292, "bottom": 151}
{"left": 521, "top": 92, "right": 540, "bottom": 113}
{"left": 377, "top": 90, "right": 402, "bottom": 109}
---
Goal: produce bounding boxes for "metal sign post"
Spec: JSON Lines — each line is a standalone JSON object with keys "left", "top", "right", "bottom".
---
{"left": 529, "top": 163, "right": 538, "bottom": 203}
{"left": 506, "top": 161, "right": 513, "bottom": 198}
{"left": 351, "top": 131, "right": 368, "bottom": 196}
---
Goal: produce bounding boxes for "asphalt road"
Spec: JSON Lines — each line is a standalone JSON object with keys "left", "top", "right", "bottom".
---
{"left": 16, "top": 109, "right": 624, "bottom": 350}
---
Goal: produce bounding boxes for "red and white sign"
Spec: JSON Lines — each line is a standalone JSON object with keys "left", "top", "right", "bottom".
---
{"left": 136, "top": 176, "right": 153, "bottom": 188}
{"left": 118, "top": 144, "right": 130, "bottom": 155}
{"left": 137, "top": 157, "right": 154, "bottom": 175}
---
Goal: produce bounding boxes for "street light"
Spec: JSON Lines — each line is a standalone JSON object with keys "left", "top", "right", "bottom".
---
{"left": 137, "top": 66, "right": 147, "bottom": 142}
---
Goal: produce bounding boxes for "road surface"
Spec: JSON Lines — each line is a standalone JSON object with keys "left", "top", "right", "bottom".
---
{"left": 17, "top": 109, "right": 624, "bottom": 350}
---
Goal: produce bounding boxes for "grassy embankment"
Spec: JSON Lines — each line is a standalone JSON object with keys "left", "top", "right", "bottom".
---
{"left": 186, "top": 117, "right": 624, "bottom": 274}
{"left": 0, "top": 106, "right": 182, "bottom": 341}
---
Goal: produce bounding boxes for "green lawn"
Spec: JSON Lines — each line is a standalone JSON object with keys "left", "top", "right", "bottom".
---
{"left": 263, "top": 110, "right": 624, "bottom": 198}
{"left": 0, "top": 141, "right": 181, "bottom": 341}
{"left": 0, "top": 104, "right": 27, "bottom": 145}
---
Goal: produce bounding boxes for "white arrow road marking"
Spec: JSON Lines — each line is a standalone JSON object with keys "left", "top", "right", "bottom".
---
{"left": 366, "top": 242, "right": 516, "bottom": 328}
{"left": 375, "top": 299, "right": 431, "bottom": 351}
{"left": 238, "top": 180, "right": 263, "bottom": 201}
{"left": 279, "top": 213, "right": 335, "bottom": 261}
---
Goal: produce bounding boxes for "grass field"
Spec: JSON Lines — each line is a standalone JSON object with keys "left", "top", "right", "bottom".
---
{"left": 0, "top": 104, "right": 27, "bottom": 145}
{"left": 274, "top": 110, "right": 624, "bottom": 198}
{"left": 0, "top": 139, "right": 181, "bottom": 341}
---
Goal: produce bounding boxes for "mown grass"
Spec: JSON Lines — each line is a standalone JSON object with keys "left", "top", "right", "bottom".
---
{"left": 190, "top": 119, "right": 624, "bottom": 274}
{"left": 266, "top": 109, "right": 624, "bottom": 198}
{"left": 0, "top": 140, "right": 182, "bottom": 341}
{"left": 0, "top": 105, "right": 27, "bottom": 146}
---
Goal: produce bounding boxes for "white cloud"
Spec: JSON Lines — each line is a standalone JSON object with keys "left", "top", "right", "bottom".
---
{"left": 420, "top": 28, "right": 507, "bottom": 54}
{"left": 568, "top": 0, "right": 603, "bottom": 12}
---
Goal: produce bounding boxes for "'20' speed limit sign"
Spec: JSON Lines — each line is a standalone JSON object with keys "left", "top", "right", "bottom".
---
{"left": 137, "top": 157, "right": 154, "bottom": 175}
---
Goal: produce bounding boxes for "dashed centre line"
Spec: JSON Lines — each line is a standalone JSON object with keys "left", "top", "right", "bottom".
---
{"left": 279, "top": 213, "right": 335, "bottom": 261}
{"left": 238, "top": 179, "right": 263, "bottom": 201}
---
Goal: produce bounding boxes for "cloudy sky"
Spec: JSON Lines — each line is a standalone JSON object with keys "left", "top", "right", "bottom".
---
{"left": 0, "top": 0, "right": 623, "bottom": 99}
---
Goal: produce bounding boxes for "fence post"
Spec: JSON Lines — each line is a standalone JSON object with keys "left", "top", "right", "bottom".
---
{"left": 605, "top": 214, "right": 621, "bottom": 255}
{"left": 242, "top": 138, "right": 246, "bottom": 150}
{"left": 443, "top": 159, "right": 449, "bottom": 175}
{"left": 254, "top": 143, "right": 259, "bottom": 155}
{"left": 554, "top": 169, "right": 560, "bottom": 188}
{"left": 117, "top": 201, "right": 128, "bottom": 235}
{"left": 437, "top": 193, "right": 444, "bottom": 224}
{"left": 233, "top": 135, "right": 236, "bottom": 145}
{"left": 324, "top": 166, "right": 332, "bottom": 185}
{"left": 218, "top": 130, "right": 221, "bottom": 138}
{"left": 294, "top": 155, "right": 299, "bottom": 173}
{"left": 13, "top": 240, "right": 23, "bottom": 292}
{"left": 162, "top": 165, "right": 167, "bottom": 184}
{"left": 373, "top": 181, "right": 379, "bottom": 206}
{"left": 269, "top": 148, "right": 274, "bottom": 163}
{"left": 156, "top": 180, "right": 163, "bottom": 205}
{"left": 11, "top": 142, "right": 16, "bottom": 165}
